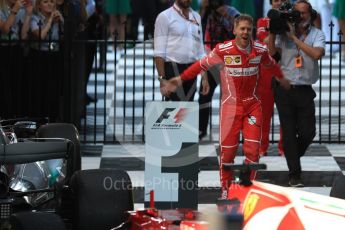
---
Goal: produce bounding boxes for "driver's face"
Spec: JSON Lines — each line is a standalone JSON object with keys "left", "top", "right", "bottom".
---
{"left": 233, "top": 20, "right": 253, "bottom": 48}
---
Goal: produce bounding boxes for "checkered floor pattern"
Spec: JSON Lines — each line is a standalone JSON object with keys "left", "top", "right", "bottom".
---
{"left": 81, "top": 143, "right": 345, "bottom": 207}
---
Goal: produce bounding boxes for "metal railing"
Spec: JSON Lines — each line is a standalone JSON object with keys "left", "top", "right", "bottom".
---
{"left": 0, "top": 20, "right": 64, "bottom": 123}
{"left": 1, "top": 18, "right": 344, "bottom": 144}
{"left": 77, "top": 37, "right": 345, "bottom": 144}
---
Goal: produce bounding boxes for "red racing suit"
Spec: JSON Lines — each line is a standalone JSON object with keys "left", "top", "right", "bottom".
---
{"left": 256, "top": 17, "right": 284, "bottom": 155}
{"left": 181, "top": 39, "right": 283, "bottom": 190}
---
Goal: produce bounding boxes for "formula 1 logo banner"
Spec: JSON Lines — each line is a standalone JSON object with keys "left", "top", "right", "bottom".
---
{"left": 146, "top": 102, "right": 198, "bottom": 143}
{"left": 145, "top": 102, "right": 199, "bottom": 209}
{"left": 152, "top": 108, "right": 189, "bottom": 129}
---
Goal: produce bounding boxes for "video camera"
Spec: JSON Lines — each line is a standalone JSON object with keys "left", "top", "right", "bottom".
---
{"left": 267, "top": 2, "right": 301, "bottom": 34}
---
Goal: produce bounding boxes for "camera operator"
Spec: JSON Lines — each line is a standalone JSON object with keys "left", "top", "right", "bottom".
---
{"left": 268, "top": 0, "right": 325, "bottom": 187}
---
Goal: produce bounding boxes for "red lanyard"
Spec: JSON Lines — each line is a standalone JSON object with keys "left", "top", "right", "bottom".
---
{"left": 173, "top": 5, "right": 199, "bottom": 26}
{"left": 296, "top": 31, "right": 309, "bottom": 55}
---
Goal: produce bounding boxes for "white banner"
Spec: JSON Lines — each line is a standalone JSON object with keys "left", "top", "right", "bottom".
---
{"left": 145, "top": 101, "right": 199, "bottom": 209}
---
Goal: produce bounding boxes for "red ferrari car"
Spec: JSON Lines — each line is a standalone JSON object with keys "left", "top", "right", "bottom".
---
{"left": 114, "top": 164, "right": 345, "bottom": 230}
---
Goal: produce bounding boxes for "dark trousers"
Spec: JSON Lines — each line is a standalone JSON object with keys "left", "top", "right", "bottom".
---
{"left": 198, "top": 65, "right": 221, "bottom": 136}
{"left": 83, "top": 14, "right": 100, "bottom": 99}
{"left": 273, "top": 79, "right": 316, "bottom": 179}
{"left": 164, "top": 62, "right": 197, "bottom": 101}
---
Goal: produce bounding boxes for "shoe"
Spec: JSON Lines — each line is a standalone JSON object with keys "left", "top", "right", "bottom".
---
{"left": 289, "top": 177, "right": 304, "bottom": 187}
{"left": 85, "top": 95, "right": 97, "bottom": 105}
{"left": 199, "top": 131, "right": 207, "bottom": 141}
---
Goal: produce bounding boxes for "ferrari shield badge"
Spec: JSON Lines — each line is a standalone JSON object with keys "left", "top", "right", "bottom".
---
{"left": 243, "top": 194, "right": 260, "bottom": 221}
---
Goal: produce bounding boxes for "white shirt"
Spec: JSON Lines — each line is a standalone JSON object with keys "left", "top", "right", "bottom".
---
{"left": 276, "top": 26, "right": 325, "bottom": 85}
{"left": 154, "top": 3, "right": 205, "bottom": 64}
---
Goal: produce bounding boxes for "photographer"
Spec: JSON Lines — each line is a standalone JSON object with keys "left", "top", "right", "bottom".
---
{"left": 268, "top": 0, "right": 325, "bottom": 187}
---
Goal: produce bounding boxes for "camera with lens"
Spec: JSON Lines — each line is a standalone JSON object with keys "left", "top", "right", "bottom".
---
{"left": 267, "top": 2, "right": 301, "bottom": 34}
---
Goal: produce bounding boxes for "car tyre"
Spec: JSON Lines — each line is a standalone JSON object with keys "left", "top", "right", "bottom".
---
{"left": 70, "top": 169, "right": 134, "bottom": 230}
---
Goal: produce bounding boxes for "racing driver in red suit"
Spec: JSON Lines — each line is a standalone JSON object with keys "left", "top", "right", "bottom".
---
{"left": 161, "top": 14, "right": 290, "bottom": 199}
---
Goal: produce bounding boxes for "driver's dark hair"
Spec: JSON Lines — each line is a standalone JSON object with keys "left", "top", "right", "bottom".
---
{"left": 234, "top": 14, "right": 253, "bottom": 28}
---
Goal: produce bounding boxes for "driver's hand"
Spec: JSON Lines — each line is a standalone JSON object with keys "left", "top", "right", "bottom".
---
{"left": 200, "top": 75, "right": 210, "bottom": 95}
{"left": 165, "top": 76, "right": 182, "bottom": 96}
